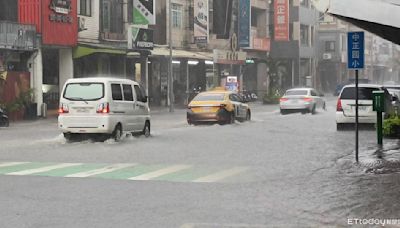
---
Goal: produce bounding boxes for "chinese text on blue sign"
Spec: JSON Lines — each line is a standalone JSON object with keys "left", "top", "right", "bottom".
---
{"left": 347, "top": 32, "right": 364, "bottom": 69}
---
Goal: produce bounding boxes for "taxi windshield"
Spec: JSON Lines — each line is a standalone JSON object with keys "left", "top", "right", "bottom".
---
{"left": 193, "top": 93, "right": 225, "bottom": 101}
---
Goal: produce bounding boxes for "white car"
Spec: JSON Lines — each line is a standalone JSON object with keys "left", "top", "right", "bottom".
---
{"left": 336, "top": 84, "right": 392, "bottom": 130}
{"left": 279, "top": 88, "right": 326, "bottom": 115}
{"left": 58, "top": 77, "right": 151, "bottom": 141}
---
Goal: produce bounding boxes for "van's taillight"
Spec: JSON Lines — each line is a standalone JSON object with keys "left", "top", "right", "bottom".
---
{"left": 97, "top": 103, "right": 110, "bottom": 113}
{"left": 337, "top": 99, "right": 343, "bottom": 111}
{"left": 58, "top": 104, "right": 69, "bottom": 114}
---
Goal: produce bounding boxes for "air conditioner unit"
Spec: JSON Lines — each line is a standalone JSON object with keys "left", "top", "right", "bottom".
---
{"left": 323, "top": 53, "right": 332, "bottom": 60}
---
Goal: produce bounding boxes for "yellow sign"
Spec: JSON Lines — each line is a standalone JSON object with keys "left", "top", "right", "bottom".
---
{"left": 0, "top": 71, "right": 7, "bottom": 80}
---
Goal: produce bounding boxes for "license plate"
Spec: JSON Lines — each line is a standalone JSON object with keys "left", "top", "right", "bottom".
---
{"left": 76, "top": 109, "right": 89, "bottom": 113}
{"left": 202, "top": 107, "right": 211, "bottom": 112}
{"left": 352, "top": 106, "right": 368, "bottom": 111}
{"left": 291, "top": 99, "right": 298, "bottom": 104}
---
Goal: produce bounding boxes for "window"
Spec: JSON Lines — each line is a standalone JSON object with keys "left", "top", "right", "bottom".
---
{"left": 122, "top": 84, "right": 134, "bottom": 101}
{"left": 172, "top": 3, "right": 182, "bottom": 28}
{"left": 311, "top": 90, "right": 317, "bottom": 96}
{"left": 300, "top": 0, "right": 309, "bottom": 7}
{"left": 325, "top": 41, "right": 336, "bottom": 52}
{"left": 285, "top": 90, "right": 308, "bottom": 96}
{"left": 64, "top": 83, "right": 104, "bottom": 100}
{"left": 193, "top": 93, "right": 225, "bottom": 101}
{"left": 134, "top": 85, "right": 144, "bottom": 101}
{"left": 300, "top": 25, "right": 309, "bottom": 46}
{"left": 111, "top": 84, "right": 123, "bottom": 101}
{"left": 79, "top": 0, "right": 91, "bottom": 16}
{"left": 340, "top": 87, "right": 380, "bottom": 100}
{"left": 102, "top": 0, "right": 123, "bottom": 33}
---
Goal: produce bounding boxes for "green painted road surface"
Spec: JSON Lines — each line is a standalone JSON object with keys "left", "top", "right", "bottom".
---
{"left": 0, "top": 161, "right": 250, "bottom": 183}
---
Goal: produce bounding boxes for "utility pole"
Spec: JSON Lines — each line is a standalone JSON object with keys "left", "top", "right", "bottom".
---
{"left": 168, "top": 0, "right": 174, "bottom": 112}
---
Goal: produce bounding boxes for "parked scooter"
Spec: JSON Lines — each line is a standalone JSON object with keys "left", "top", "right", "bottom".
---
{"left": 0, "top": 107, "right": 9, "bottom": 127}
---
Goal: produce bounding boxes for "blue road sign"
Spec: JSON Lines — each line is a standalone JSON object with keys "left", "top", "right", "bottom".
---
{"left": 347, "top": 32, "right": 364, "bottom": 69}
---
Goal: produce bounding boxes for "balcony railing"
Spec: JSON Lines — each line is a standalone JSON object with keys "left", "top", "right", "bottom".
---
{"left": 0, "top": 21, "right": 37, "bottom": 50}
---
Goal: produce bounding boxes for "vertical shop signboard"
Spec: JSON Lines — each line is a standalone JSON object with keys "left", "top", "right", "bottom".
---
{"left": 133, "top": 0, "right": 155, "bottom": 25}
{"left": 239, "top": 0, "right": 250, "bottom": 47}
{"left": 274, "top": 0, "right": 289, "bottom": 41}
{"left": 194, "top": 0, "right": 209, "bottom": 44}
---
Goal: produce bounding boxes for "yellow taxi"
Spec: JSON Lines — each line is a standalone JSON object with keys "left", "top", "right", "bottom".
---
{"left": 187, "top": 88, "right": 251, "bottom": 125}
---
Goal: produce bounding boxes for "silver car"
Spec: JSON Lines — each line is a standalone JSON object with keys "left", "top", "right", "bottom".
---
{"left": 279, "top": 88, "right": 326, "bottom": 115}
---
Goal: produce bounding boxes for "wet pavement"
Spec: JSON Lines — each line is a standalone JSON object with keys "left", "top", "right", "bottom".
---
{"left": 0, "top": 98, "right": 400, "bottom": 227}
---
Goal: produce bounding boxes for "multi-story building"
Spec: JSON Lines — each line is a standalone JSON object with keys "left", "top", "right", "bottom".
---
{"left": 316, "top": 13, "right": 348, "bottom": 92}
{"left": 270, "top": 0, "right": 319, "bottom": 91}
{"left": 0, "top": 0, "right": 77, "bottom": 118}
{"left": 1, "top": 0, "right": 276, "bottom": 119}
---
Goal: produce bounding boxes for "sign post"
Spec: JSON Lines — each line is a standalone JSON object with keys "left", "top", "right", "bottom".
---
{"left": 347, "top": 31, "right": 365, "bottom": 163}
{"left": 373, "top": 91, "right": 385, "bottom": 145}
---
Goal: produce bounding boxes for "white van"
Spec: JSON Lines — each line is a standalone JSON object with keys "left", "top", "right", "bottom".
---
{"left": 58, "top": 77, "right": 151, "bottom": 141}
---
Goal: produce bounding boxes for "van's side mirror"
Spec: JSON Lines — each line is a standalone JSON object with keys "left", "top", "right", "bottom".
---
{"left": 141, "top": 96, "right": 148, "bottom": 103}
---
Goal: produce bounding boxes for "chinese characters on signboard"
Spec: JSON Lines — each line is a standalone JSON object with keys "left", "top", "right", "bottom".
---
{"left": 239, "top": 0, "right": 250, "bottom": 47}
{"left": 274, "top": 0, "right": 289, "bottom": 41}
{"left": 347, "top": 32, "right": 364, "bottom": 69}
{"left": 133, "top": 0, "right": 155, "bottom": 25}
{"left": 49, "top": 0, "right": 73, "bottom": 23}
{"left": 194, "top": 0, "right": 209, "bottom": 44}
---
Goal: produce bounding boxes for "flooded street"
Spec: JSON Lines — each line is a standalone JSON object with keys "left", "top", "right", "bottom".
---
{"left": 1, "top": 100, "right": 399, "bottom": 227}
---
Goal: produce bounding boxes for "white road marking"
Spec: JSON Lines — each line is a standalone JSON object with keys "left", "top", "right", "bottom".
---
{"left": 128, "top": 165, "right": 191, "bottom": 180}
{"left": 192, "top": 167, "right": 248, "bottom": 183}
{"left": 180, "top": 223, "right": 268, "bottom": 228}
{"left": 65, "top": 164, "right": 136, "bottom": 178}
{"left": 0, "top": 162, "right": 29, "bottom": 168}
{"left": 7, "top": 163, "right": 82, "bottom": 175}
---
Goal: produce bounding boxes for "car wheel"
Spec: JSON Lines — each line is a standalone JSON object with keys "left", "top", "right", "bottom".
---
{"left": 311, "top": 105, "right": 316, "bottom": 115}
{"left": 280, "top": 109, "right": 287, "bottom": 115}
{"left": 323, "top": 102, "right": 327, "bottom": 111}
{"left": 63, "top": 133, "right": 73, "bottom": 142}
{"left": 227, "top": 112, "right": 235, "bottom": 124}
{"left": 301, "top": 109, "right": 308, "bottom": 114}
{"left": 246, "top": 110, "right": 251, "bottom": 121}
{"left": 112, "top": 124, "right": 123, "bottom": 142}
{"left": 142, "top": 121, "right": 151, "bottom": 138}
{"left": 336, "top": 123, "right": 345, "bottom": 131}
{"left": 4, "top": 119, "right": 9, "bottom": 127}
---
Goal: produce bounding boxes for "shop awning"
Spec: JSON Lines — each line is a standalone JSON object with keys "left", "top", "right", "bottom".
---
{"left": 127, "top": 47, "right": 213, "bottom": 60}
{"left": 73, "top": 45, "right": 128, "bottom": 59}
{"left": 312, "top": 0, "right": 400, "bottom": 45}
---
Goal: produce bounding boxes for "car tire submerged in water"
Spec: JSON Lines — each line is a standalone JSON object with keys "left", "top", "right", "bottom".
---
{"left": 246, "top": 110, "right": 251, "bottom": 121}
{"left": 112, "top": 124, "right": 123, "bottom": 142}
{"left": 143, "top": 121, "right": 150, "bottom": 137}
{"left": 336, "top": 123, "right": 345, "bottom": 131}
{"left": 311, "top": 105, "right": 316, "bottom": 115}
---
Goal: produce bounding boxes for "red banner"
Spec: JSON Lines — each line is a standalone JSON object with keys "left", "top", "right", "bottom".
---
{"left": 274, "top": 0, "right": 289, "bottom": 41}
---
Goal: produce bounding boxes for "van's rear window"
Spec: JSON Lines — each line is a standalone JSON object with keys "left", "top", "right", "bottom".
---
{"left": 340, "top": 87, "right": 379, "bottom": 100}
{"left": 64, "top": 83, "right": 104, "bottom": 101}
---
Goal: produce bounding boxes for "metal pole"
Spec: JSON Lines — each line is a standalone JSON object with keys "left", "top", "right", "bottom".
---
{"left": 145, "top": 56, "right": 149, "bottom": 96}
{"left": 186, "top": 61, "right": 189, "bottom": 105}
{"left": 355, "top": 69, "right": 359, "bottom": 163}
{"left": 168, "top": 0, "right": 174, "bottom": 112}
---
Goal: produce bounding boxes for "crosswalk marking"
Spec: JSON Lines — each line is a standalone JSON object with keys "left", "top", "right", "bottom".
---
{"left": 0, "top": 162, "right": 250, "bottom": 183}
{"left": 192, "top": 167, "right": 248, "bottom": 183}
{"left": 128, "top": 165, "right": 191, "bottom": 180}
{"left": 0, "top": 162, "right": 29, "bottom": 168}
{"left": 65, "top": 164, "right": 136, "bottom": 178}
{"left": 6, "top": 163, "right": 82, "bottom": 176}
